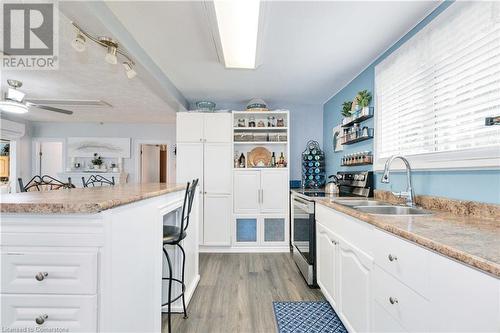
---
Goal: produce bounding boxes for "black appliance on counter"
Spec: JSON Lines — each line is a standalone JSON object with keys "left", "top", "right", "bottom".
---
{"left": 291, "top": 171, "right": 373, "bottom": 287}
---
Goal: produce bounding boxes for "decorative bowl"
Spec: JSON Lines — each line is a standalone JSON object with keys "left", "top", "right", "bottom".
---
{"left": 195, "top": 101, "right": 216, "bottom": 112}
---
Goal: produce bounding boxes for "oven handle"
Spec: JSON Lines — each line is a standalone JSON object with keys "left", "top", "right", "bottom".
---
{"left": 293, "top": 196, "right": 314, "bottom": 213}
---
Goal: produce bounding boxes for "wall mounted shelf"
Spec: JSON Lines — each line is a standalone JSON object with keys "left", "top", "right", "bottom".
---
{"left": 341, "top": 107, "right": 374, "bottom": 127}
{"left": 234, "top": 141, "right": 287, "bottom": 145}
{"left": 234, "top": 127, "right": 287, "bottom": 131}
{"left": 341, "top": 135, "right": 373, "bottom": 145}
{"left": 340, "top": 162, "right": 373, "bottom": 167}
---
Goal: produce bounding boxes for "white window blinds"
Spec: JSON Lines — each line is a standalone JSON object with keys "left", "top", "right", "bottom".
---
{"left": 375, "top": 2, "right": 500, "bottom": 161}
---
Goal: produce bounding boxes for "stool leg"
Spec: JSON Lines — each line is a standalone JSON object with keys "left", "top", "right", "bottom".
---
{"left": 177, "top": 243, "right": 188, "bottom": 319}
{"left": 163, "top": 246, "right": 173, "bottom": 333}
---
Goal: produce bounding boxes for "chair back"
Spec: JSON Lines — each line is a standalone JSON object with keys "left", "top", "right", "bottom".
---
{"left": 176, "top": 178, "right": 199, "bottom": 243}
{"left": 82, "top": 175, "right": 115, "bottom": 187}
{"left": 18, "top": 175, "right": 75, "bottom": 192}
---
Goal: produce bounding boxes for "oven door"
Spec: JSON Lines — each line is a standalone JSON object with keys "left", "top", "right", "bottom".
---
{"left": 291, "top": 195, "right": 316, "bottom": 285}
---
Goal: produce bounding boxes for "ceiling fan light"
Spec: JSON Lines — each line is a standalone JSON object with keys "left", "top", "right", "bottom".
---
{"left": 105, "top": 46, "right": 118, "bottom": 65}
{"left": 123, "top": 62, "right": 137, "bottom": 79}
{"left": 71, "top": 32, "right": 86, "bottom": 52}
{"left": 0, "top": 101, "right": 29, "bottom": 114}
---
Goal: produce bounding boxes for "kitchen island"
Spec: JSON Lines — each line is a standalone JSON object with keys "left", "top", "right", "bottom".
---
{"left": 0, "top": 183, "right": 199, "bottom": 332}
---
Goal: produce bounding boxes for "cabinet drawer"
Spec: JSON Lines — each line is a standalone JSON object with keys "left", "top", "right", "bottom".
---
{"left": 1, "top": 251, "right": 97, "bottom": 294}
{"left": 1, "top": 294, "right": 97, "bottom": 332}
{"left": 373, "top": 229, "right": 429, "bottom": 296}
{"left": 372, "top": 266, "right": 429, "bottom": 332}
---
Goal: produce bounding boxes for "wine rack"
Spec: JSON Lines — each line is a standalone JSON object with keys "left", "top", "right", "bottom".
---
{"left": 301, "top": 140, "right": 325, "bottom": 189}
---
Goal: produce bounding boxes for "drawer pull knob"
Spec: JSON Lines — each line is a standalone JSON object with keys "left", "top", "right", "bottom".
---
{"left": 35, "top": 314, "right": 48, "bottom": 325}
{"left": 35, "top": 272, "right": 48, "bottom": 281}
{"left": 331, "top": 240, "right": 338, "bottom": 245}
{"left": 388, "top": 254, "right": 398, "bottom": 262}
{"left": 389, "top": 297, "right": 399, "bottom": 305}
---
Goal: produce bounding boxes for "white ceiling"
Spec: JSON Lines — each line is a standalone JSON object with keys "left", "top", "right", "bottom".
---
{"left": 1, "top": 8, "right": 179, "bottom": 123}
{"left": 106, "top": 1, "right": 441, "bottom": 108}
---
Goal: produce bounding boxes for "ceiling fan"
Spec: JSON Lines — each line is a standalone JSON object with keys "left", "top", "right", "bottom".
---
{"left": 0, "top": 79, "right": 74, "bottom": 115}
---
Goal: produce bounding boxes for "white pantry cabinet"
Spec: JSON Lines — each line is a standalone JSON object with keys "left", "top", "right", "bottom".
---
{"left": 315, "top": 204, "right": 499, "bottom": 333}
{"left": 177, "top": 112, "right": 232, "bottom": 247}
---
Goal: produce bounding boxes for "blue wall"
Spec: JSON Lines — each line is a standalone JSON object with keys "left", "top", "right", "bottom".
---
{"left": 323, "top": 1, "right": 500, "bottom": 204}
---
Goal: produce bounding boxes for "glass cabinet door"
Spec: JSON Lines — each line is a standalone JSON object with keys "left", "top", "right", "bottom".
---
{"left": 263, "top": 217, "right": 285, "bottom": 243}
{"left": 236, "top": 218, "right": 257, "bottom": 243}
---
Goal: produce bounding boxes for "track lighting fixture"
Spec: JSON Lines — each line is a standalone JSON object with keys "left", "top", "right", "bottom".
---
{"left": 123, "top": 62, "right": 137, "bottom": 79}
{"left": 71, "top": 22, "right": 137, "bottom": 79}
{"left": 71, "top": 31, "right": 86, "bottom": 52}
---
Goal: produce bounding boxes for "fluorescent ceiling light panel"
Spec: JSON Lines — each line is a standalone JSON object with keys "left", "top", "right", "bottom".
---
{"left": 214, "top": 0, "right": 260, "bottom": 69}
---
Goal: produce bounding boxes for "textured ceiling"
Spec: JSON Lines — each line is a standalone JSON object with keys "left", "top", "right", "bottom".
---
{"left": 0, "top": 10, "right": 177, "bottom": 123}
{"left": 106, "top": 1, "right": 441, "bottom": 108}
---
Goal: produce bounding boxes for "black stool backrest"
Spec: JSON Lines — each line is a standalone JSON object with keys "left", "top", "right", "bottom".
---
{"left": 176, "top": 178, "right": 199, "bottom": 244}
{"left": 18, "top": 175, "right": 75, "bottom": 192}
{"left": 82, "top": 175, "right": 115, "bottom": 187}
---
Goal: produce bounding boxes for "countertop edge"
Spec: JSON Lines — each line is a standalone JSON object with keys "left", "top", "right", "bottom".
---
{"left": 315, "top": 200, "right": 500, "bottom": 279}
{"left": 0, "top": 185, "right": 186, "bottom": 214}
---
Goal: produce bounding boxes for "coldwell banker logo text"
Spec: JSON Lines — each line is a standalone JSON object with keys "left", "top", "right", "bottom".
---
{"left": 2, "top": 2, "right": 58, "bottom": 70}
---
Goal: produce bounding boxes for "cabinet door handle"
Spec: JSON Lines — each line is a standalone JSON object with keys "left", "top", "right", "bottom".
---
{"left": 35, "top": 272, "right": 48, "bottom": 281}
{"left": 258, "top": 189, "right": 261, "bottom": 203}
{"left": 35, "top": 314, "right": 48, "bottom": 325}
{"left": 388, "top": 254, "right": 398, "bottom": 262}
{"left": 261, "top": 189, "right": 264, "bottom": 203}
{"left": 389, "top": 297, "right": 399, "bottom": 305}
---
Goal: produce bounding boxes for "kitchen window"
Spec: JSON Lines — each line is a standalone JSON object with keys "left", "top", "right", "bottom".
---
{"left": 374, "top": 1, "right": 500, "bottom": 170}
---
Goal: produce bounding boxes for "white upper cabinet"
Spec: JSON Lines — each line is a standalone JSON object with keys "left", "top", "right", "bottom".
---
{"left": 177, "top": 113, "right": 232, "bottom": 143}
{"left": 233, "top": 171, "right": 260, "bottom": 214}
{"left": 204, "top": 113, "right": 232, "bottom": 143}
{"left": 177, "top": 113, "right": 204, "bottom": 143}
{"left": 204, "top": 143, "right": 232, "bottom": 194}
{"left": 260, "top": 170, "right": 287, "bottom": 213}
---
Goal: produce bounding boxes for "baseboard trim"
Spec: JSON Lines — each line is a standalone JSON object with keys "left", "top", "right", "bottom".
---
{"left": 199, "top": 246, "right": 290, "bottom": 253}
{"left": 162, "top": 273, "right": 200, "bottom": 313}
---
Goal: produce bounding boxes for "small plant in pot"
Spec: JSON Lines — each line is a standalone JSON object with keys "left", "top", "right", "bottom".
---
{"left": 341, "top": 101, "right": 353, "bottom": 117}
{"left": 91, "top": 153, "right": 104, "bottom": 169}
{"left": 355, "top": 90, "right": 372, "bottom": 114}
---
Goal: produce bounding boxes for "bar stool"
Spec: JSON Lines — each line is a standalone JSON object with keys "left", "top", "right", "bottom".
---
{"left": 162, "top": 178, "right": 198, "bottom": 333}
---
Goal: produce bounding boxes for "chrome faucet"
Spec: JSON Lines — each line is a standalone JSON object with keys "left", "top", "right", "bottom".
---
{"left": 381, "top": 155, "right": 416, "bottom": 207}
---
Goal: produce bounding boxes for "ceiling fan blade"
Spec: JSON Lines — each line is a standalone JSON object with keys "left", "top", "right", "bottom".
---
{"left": 26, "top": 102, "right": 73, "bottom": 115}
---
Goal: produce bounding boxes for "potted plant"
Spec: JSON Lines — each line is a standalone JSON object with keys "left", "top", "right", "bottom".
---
{"left": 91, "top": 153, "right": 104, "bottom": 170}
{"left": 342, "top": 101, "right": 352, "bottom": 117}
{"left": 355, "top": 90, "right": 372, "bottom": 115}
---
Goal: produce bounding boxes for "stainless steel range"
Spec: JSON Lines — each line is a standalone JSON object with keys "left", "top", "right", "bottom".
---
{"left": 291, "top": 171, "right": 373, "bottom": 286}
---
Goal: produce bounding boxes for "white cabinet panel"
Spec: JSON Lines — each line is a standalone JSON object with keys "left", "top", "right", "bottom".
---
{"left": 204, "top": 113, "right": 232, "bottom": 143}
{"left": 339, "top": 240, "right": 373, "bottom": 333}
{"left": 372, "top": 300, "right": 407, "bottom": 333}
{"left": 1, "top": 294, "right": 97, "bottom": 332}
{"left": 316, "top": 224, "right": 339, "bottom": 309}
{"left": 176, "top": 143, "right": 204, "bottom": 187}
{"left": 1, "top": 251, "right": 97, "bottom": 295}
{"left": 204, "top": 195, "right": 231, "bottom": 246}
{"left": 372, "top": 266, "right": 429, "bottom": 332}
{"left": 204, "top": 143, "right": 231, "bottom": 194}
{"left": 176, "top": 113, "right": 204, "bottom": 143}
{"left": 260, "top": 170, "right": 287, "bottom": 213}
{"left": 233, "top": 171, "right": 260, "bottom": 213}
{"left": 373, "top": 229, "right": 430, "bottom": 297}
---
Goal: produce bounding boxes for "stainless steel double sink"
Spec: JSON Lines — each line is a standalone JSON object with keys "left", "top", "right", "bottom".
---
{"left": 332, "top": 199, "right": 432, "bottom": 216}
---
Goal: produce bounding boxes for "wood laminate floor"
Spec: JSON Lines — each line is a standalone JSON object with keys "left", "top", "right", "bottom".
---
{"left": 163, "top": 253, "right": 324, "bottom": 333}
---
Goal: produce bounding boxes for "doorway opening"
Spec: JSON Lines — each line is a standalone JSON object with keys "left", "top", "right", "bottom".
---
{"left": 141, "top": 144, "right": 168, "bottom": 183}
{"left": 34, "top": 141, "right": 64, "bottom": 179}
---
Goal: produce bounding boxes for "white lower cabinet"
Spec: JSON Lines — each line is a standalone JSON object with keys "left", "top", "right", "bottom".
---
{"left": 1, "top": 294, "right": 97, "bottom": 332}
{"left": 316, "top": 223, "right": 339, "bottom": 309}
{"left": 339, "top": 239, "right": 373, "bottom": 333}
{"left": 315, "top": 204, "right": 499, "bottom": 333}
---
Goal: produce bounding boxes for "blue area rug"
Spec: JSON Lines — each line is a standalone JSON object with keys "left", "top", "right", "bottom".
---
{"left": 273, "top": 301, "right": 347, "bottom": 333}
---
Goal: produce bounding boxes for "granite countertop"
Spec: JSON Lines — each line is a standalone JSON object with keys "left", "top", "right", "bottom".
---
{"left": 0, "top": 183, "right": 186, "bottom": 214}
{"left": 315, "top": 197, "right": 500, "bottom": 278}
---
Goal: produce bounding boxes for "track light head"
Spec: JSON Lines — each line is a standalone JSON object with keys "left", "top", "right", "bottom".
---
{"left": 71, "top": 31, "right": 86, "bottom": 52}
{"left": 123, "top": 62, "right": 137, "bottom": 79}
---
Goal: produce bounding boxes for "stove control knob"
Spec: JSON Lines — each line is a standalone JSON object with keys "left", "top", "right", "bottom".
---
{"left": 354, "top": 175, "right": 360, "bottom": 180}
{"left": 337, "top": 174, "right": 343, "bottom": 180}
{"left": 358, "top": 175, "right": 365, "bottom": 181}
